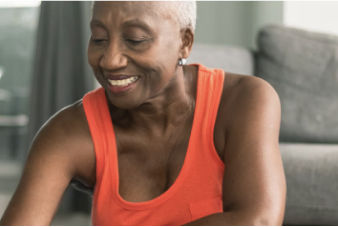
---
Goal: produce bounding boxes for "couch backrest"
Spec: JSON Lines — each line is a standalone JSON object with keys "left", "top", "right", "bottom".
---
{"left": 188, "top": 43, "right": 254, "bottom": 76}
{"left": 255, "top": 25, "right": 338, "bottom": 143}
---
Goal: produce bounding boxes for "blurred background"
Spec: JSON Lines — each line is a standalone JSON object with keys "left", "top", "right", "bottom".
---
{"left": 0, "top": 1, "right": 338, "bottom": 225}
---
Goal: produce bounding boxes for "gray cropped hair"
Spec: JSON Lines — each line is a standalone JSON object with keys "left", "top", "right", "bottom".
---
{"left": 157, "top": 1, "right": 197, "bottom": 31}
{"left": 91, "top": 1, "right": 197, "bottom": 31}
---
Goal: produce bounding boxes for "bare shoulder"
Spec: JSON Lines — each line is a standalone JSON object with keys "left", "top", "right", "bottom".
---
{"left": 219, "top": 72, "right": 280, "bottom": 128}
{"left": 27, "top": 99, "right": 96, "bottom": 187}
{"left": 214, "top": 72, "right": 281, "bottom": 160}
{"left": 46, "top": 100, "right": 91, "bottom": 141}
{"left": 38, "top": 99, "right": 87, "bottom": 133}
{"left": 231, "top": 73, "right": 279, "bottom": 103}
{"left": 222, "top": 72, "right": 279, "bottom": 103}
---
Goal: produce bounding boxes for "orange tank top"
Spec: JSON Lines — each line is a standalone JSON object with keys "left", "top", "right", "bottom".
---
{"left": 82, "top": 64, "right": 225, "bottom": 225}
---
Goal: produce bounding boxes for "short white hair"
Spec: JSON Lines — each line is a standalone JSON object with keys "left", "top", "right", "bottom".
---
{"left": 91, "top": 1, "right": 197, "bottom": 31}
{"left": 156, "top": 1, "right": 197, "bottom": 31}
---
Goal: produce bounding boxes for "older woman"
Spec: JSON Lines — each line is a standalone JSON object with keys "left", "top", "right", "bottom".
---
{"left": 0, "top": 1, "right": 286, "bottom": 226}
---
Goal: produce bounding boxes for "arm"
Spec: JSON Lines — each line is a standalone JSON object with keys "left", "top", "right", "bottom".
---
{"left": 185, "top": 76, "right": 286, "bottom": 225}
{"left": 0, "top": 105, "right": 92, "bottom": 225}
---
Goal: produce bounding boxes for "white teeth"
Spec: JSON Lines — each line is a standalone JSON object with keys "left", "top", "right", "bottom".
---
{"left": 108, "top": 76, "right": 138, "bottom": 86}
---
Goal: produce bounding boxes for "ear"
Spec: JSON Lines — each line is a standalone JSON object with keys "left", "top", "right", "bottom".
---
{"left": 180, "top": 27, "right": 194, "bottom": 59}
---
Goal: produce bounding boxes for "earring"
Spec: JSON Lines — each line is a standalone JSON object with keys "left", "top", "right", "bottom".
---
{"left": 178, "top": 58, "right": 187, "bottom": 66}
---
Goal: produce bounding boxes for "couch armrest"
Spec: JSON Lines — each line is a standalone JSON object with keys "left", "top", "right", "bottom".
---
{"left": 280, "top": 143, "right": 338, "bottom": 225}
{"left": 187, "top": 43, "right": 255, "bottom": 76}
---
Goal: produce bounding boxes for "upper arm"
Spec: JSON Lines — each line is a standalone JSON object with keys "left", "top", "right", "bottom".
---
{"left": 0, "top": 106, "right": 87, "bottom": 225}
{"left": 222, "top": 76, "right": 286, "bottom": 225}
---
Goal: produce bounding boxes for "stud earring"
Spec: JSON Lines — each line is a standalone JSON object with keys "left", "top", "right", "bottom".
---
{"left": 178, "top": 58, "right": 187, "bottom": 66}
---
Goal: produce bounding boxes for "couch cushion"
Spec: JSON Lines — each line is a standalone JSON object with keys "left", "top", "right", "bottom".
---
{"left": 188, "top": 43, "right": 254, "bottom": 75}
{"left": 256, "top": 25, "right": 338, "bottom": 143}
{"left": 280, "top": 143, "right": 338, "bottom": 225}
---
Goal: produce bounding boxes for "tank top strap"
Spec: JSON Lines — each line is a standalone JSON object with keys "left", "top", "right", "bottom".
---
{"left": 82, "top": 87, "right": 113, "bottom": 186}
{"left": 189, "top": 63, "right": 225, "bottom": 168}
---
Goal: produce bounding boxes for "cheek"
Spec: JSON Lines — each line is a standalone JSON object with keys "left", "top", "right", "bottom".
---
{"left": 141, "top": 44, "right": 177, "bottom": 86}
{"left": 87, "top": 46, "right": 106, "bottom": 86}
{"left": 87, "top": 46, "right": 101, "bottom": 69}
{"left": 144, "top": 62, "right": 175, "bottom": 94}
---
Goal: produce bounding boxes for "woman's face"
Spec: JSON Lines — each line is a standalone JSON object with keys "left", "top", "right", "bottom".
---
{"left": 88, "top": 1, "right": 183, "bottom": 110}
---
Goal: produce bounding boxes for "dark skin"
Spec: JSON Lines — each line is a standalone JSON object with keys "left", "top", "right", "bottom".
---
{"left": 0, "top": 2, "right": 286, "bottom": 226}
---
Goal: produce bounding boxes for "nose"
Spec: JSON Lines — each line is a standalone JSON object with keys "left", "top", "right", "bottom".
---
{"left": 100, "top": 41, "right": 128, "bottom": 71}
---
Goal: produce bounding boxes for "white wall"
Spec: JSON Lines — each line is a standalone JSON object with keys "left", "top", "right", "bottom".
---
{"left": 284, "top": 1, "right": 338, "bottom": 36}
{"left": 195, "top": 2, "right": 283, "bottom": 49}
{"left": 0, "top": 1, "right": 40, "bottom": 7}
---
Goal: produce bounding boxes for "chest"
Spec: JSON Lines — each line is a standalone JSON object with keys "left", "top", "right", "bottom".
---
{"left": 113, "top": 116, "right": 225, "bottom": 203}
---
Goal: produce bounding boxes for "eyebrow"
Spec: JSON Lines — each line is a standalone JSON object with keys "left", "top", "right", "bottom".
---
{"left": 90, "top": 19, "right": 105, "bottom": 29}
{"left": 90, "top": 19, "right": 153, "bottom": 33}
{"left": 121, "top": 19, "right": 152, "bottom": 32}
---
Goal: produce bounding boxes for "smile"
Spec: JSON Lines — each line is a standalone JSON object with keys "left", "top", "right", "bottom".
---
{"left": 108, "top": 76, "right": 139, "bottom": 87}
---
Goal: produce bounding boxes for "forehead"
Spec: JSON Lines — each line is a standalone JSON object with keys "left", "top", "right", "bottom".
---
{"left": 91, "top": 1, "right": 179, "bottom": 34}
{"left": 92, "top": 1, "right": 163, "bottom": 21}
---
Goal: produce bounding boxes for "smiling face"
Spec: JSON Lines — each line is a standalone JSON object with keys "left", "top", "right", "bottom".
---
{"left": 88, "top": 1, "right": 191, "bottom": 110}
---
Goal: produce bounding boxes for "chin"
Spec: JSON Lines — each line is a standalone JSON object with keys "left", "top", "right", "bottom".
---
{"left": 107, "top": 93, "right": 142, "bottom": 110}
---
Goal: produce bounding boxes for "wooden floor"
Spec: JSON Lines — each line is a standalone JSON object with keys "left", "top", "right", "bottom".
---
{"left": 51, "top": 213, "right": 91, "bottom": 226}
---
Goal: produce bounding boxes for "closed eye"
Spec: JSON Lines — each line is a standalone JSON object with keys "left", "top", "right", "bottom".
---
{"left": 90, "top": 35, "right": 107, "bottom": 43}
{"left": 92, "top": 39, "right": 106, "bottom": 43}
{"left": 127, "top": 39, "right": 145, "bottom": 45}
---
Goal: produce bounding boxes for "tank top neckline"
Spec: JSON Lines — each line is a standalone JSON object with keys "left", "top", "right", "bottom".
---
{"left": 102, "top": 63, "right": 211, "bottom": 210}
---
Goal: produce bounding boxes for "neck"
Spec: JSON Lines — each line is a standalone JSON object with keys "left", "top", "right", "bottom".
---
{"left": 111, "top": 65, "right": 197, "bottom": 137}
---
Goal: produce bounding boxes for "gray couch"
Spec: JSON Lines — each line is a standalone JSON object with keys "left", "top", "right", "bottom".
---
{"left": 188, "top": 25, "right": 338, "bottom": 226}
